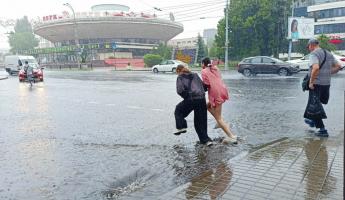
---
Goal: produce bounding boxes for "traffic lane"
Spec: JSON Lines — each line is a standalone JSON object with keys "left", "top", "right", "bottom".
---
{"left": 0, "top": 70, "right": 344, "bottom": 199}
{"left": 222, "top": 70, "right": 345, "bottom": 145}
{"left": 1, "top": 70, "right": 343, "bottom": 147}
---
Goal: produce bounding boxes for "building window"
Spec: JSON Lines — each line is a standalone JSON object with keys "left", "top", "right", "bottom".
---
{"left": 315, "top": 23, "right": 345, "bottom": 34}
{"left": 313, "top": 7, "right": 345, "bottom": 19}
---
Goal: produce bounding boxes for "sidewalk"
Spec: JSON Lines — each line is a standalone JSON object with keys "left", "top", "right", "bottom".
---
{"left": 160, "top": 135, "right": 343, "bottom": 200}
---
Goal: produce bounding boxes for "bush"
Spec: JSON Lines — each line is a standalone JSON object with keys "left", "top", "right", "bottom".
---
{"left": 143, "top": 54, "right": 163, "bottom": 67}
{"left": 216, "top": 61, "right": 239, "bottom": 70}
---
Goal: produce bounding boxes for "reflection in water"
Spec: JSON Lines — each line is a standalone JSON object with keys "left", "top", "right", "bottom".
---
{"left": 186, "top": 162, "right": 232, "bottom": 200}
{"left": 304, "top": 138, "right": 334, "bottom": 199}
{"left": 17, "top": 83, "right": 51, "bottom": 133}
{"left": 171, "top": 144, "right": 232, "bottom": 200}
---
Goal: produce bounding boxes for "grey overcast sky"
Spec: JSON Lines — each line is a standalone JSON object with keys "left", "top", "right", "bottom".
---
{"left": 0, "top": 0, "right": 225, "bottom": 41}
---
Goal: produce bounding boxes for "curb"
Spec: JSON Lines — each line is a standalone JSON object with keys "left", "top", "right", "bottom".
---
{"left": 0, "top": 76, "right": 8, "bottom": 80}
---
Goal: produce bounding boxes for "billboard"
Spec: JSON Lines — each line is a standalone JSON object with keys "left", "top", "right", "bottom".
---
{"left": 288, "top": 17, "right": 314, "bottom": 41}
{"left": 173, "top": 48, "right": 197, "bottom": 64}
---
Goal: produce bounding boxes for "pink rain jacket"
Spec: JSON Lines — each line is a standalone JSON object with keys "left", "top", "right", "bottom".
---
{"left": 201, "top": 65, "right": 229, "bottom": 107}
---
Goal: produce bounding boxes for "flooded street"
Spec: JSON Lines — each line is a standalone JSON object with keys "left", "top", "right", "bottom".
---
{"left": 0, "top": 70, "right": 344, "bottom": 199}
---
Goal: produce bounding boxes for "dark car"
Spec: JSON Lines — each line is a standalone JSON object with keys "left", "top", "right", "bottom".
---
{"left": 237, "top": 56, "right": 300, "bottom": 77}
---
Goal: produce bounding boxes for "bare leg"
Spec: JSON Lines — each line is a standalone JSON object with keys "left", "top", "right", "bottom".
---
{"left": 208, "top": 103, "right": 236, "bottom": 139}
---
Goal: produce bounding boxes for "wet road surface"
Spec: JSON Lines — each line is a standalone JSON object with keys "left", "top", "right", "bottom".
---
{"left": 0, "top": 69, "right": 344, "bottom": 199}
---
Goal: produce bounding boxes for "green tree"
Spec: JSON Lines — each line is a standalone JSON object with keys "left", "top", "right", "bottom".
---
{"left": 152, "top": 43, "right": 172, "bottom": 60}
{"left": 14, "top": 16, "right": 33, "bottom": 32}
{"left": 80, "top": 48, "right": 89, "bottom": 63}
{"left": 208, "top": 42, "right": 218, "bottom": 58}
{"left": 214, "top": 18, "right": 226, "bottom": 60}
{"left": 293, "top": 39, "right": 309, "bottom": 55}
{"left": 143, "top": 54, "right": 163, "bottom": 67}
{"left": 196, "top": 34, "right": 207, "bottom": 63}
{"left": 317, "top": 34, "right": 336, "bottom": 52}
{"left": 214, "top": 0, "right": 293, "bottom": 60}
{"left": 8, "top": 16, "right": 39, "bottom": 53}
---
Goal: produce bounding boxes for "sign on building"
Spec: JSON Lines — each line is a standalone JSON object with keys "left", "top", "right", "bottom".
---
{"left": 288, "top": 17, "right": 314, "bottom": 41}
{"left": 173, "top": 48, "right": 197, "bottom": 64}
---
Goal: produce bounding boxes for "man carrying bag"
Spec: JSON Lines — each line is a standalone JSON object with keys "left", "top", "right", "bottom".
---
{"left": 303, "top": 39, "right": 342, "bottom": 137}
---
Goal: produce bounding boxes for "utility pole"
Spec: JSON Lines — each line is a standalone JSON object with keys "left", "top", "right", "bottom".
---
{"left": 288, "top": 1, "right": 295, "bottom": 61}
{"left": 63, "top": 3, "right": 80, "bottom": 69}
{"left": 225, "top": 0, "right": 229, "bottom": 70}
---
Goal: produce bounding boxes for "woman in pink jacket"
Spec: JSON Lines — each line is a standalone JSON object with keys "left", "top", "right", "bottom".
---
{"left": 201, "top": 57, "right": 238, "bottom": 144}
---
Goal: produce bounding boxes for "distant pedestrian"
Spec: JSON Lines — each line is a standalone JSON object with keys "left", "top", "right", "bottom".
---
{"left": 126, "top": 62, "right": 132, "bottom": 70}
{"left": 174, "top": 64, "right": 213, "bottom": 146}
{"left": 24, "top": 61, "right": 34, "bottom": 87}
{"left": 304, "top": 38, "right": 342, "bottom": 137}
{"left": 201, "top": 57, "right": 238, "bottom": 144}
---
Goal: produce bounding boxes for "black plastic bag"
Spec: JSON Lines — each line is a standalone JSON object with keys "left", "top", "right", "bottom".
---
{"left": 304, "top": 90, "right": 327, "bottom": 120}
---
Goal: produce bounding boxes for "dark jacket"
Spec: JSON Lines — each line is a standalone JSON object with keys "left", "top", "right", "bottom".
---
{"left": 176, "top": 72, "right": 205, "bottom": 100}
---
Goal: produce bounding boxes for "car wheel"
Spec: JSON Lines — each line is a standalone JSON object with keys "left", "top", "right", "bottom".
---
{"left": 278, "top": 68, "right": 289, "bottom": 76}
{"left": 243, "top": 69, "right": 252, "bottom": 77}
{"left": 153, "top": 68, "right": 158, "bottom": 73}
{"left": 172, "top": 68, "right": 176, "bottom": 73}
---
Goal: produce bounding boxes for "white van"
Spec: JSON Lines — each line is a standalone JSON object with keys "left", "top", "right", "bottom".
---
{"left": 4, "top": 55, "right": 39, "bottom": 75}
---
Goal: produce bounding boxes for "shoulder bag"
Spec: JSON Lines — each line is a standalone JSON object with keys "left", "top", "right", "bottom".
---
{"left": 302, "top": 49, "right": 327, "bottom": 91}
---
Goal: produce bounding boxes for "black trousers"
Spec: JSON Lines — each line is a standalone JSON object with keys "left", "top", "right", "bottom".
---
{"left": 174, "top": 98, "right": 210, "bottom": 144}
{"left": 306, "top": 85, "right": 330, "bottom": 129}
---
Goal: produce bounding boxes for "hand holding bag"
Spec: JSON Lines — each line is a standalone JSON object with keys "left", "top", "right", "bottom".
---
{"left": 303, "top": 89, "right": 327, "bottom": 119}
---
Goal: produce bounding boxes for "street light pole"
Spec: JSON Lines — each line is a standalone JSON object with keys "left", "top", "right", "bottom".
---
{"left": 288, "top": 1, "right": 295, "bottom": 61}
{"left": 224, "top": 0, "right": 229, "bottom": 71}
{"left": 63, "top": 3, "right": 80, "bottom": 69}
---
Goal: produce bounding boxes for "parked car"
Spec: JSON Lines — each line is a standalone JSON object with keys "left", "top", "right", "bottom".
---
{"left": 152, "top": 60, "right": 187, "bottom": 73}
{"left": 333, "top": 53, "right": 345, "bottom": 67}
{"left": 4, "top": 55, "right": 39, "bottom": 75}
{"left": 286, "top": 52, "right": 345, "bottom": 71}
{"left": 18, "top": 65, "right": 44, "bottom": 82}
{"left": 286, "top": 55, "right": 310, "bottom": 71}
{"left": 237, "top": 56, "right": 300, "bottom": 77}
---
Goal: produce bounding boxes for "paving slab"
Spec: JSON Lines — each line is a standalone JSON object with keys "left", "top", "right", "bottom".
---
{"left": 160, "top": 135, "right": 344, "bottom": 199}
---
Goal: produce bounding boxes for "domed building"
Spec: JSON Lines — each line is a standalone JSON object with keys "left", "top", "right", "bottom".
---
{"left": 30, "top": 4, "right": 183, "bottom": 67}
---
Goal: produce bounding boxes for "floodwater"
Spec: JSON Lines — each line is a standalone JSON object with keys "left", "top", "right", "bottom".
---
{"left": 0, "top": 70, "right": 344, "bottom": 199}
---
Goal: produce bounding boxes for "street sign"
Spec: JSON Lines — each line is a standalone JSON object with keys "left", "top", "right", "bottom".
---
{"left": 111, "top": 43, "right": 117, "bottom": 50}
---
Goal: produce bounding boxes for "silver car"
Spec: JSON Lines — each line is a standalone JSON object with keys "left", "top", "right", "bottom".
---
{"left": 287, "top": 52, "right": 345, "bottom": 71}
{"left": 152, "top": 60, "right": 187, "bottom": 73}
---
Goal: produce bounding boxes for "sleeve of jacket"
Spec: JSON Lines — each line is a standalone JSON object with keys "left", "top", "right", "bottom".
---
{"left": 176, "top": 76, "right": 188, "bottom": 99}
{"left": 201, "top": 70, "right": 209, "bottom": 91}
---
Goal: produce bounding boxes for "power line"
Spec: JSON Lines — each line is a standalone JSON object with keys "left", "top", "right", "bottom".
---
{"left": 137, "top": 0, "right": 156, "bottom": 9}
{"left": 150, "top": 0, "right": 224, "bottom": 11}
{"left": 174, "top": 6, "right": 225, "bottom": 20}
{"left": 159, "top": 3, "right": 225, "bottom": 17}
{"left": 178, "top": 16, "right": 223, "bottom": 22}
{"left": 157, "top": 5, "right": 224, "bottom": 21}
{"left": 141, "top": 0, "right": 225, "bottom": 14}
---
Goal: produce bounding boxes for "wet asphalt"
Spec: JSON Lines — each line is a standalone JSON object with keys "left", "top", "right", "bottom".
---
{"left": 0, "top": 69, "right": 344, "bottom": 199}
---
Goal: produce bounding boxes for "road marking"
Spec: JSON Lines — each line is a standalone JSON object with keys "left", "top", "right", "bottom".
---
{"left": 127, "top": 106, "right": 142, "bottom": 109}
{"left": 283, "top": 97, "right": 297, "bottom": 99}
{"left": 151, "top": 108, "right": 164, "bottom": 112}
{"left": 88, "top": 101, "right": 99, "bottom": 104}
{"left": 106, "top": 104, "right": 116, "bottom": 106}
